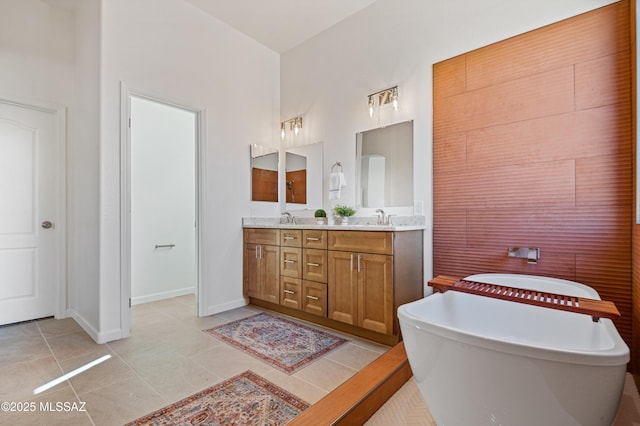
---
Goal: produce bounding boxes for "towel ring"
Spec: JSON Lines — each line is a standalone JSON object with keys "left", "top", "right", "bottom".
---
{"left": 331, "top": 161, "right": 343, "bottom": 173}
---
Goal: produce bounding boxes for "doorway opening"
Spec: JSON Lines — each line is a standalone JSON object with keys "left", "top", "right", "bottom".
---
{"left": 121, "top": 90, "right": 203, "bottom": 337}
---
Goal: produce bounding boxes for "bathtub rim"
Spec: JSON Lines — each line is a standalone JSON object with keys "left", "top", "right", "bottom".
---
{"left": 398, "top": 273, "right": 630, "bottom": 367}
{"left": 466, "top": 273, "right": 601, "bottom": 299}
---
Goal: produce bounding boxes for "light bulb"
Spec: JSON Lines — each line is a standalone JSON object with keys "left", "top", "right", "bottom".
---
{"left": 391, "top": 89, "right": 398, "bottom": 110}
{"left": 280, "top": 123, "right": 285, "bottom": 140}
{"left": 294, "top": 124, "right": 299, "bottom": 136}
{"left": 368, "top": 96, "right": 375, "bottom": 118}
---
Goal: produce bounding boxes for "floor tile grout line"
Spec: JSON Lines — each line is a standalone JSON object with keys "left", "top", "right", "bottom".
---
{"left": 103, "top": 341, "right": 175, "bottom": 404}
{"left": 35, "top": 321, "right": 97, "bottom": 426}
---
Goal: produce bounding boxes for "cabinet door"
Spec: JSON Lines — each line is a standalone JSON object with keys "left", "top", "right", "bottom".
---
{"left": 280, "top": 276, "right": 302, "bottom": 310}
{"left": 357, "top": 253, "right": 393, "bottom": 335}
{"left": 303, "top": 280, "right": 327, "bottom": 317}
{"left": 303, "top": 249, "right": 327, "bottom": 283}
{"left": 261, "top": 244, "right": 281, "bottom": 304}
{"left": 281, "top": 247, "right": 302, "bottom": 278}
{"left": 244, "top": 243, "right": 260, "bottom": 298}
{"left": 328, "top": 251, "right": 357, "bottom": 325}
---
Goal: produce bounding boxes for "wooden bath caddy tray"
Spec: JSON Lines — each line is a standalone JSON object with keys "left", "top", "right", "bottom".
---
{"left": 429, "top": 275, "right": 620, "bottom": 322}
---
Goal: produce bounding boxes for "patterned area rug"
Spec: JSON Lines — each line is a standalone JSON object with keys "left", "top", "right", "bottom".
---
{"left": 125, "top": 370, "right": 309, "bottom": 426}
{"left": 206, "top": 312, "right": 348, "bottom": 374}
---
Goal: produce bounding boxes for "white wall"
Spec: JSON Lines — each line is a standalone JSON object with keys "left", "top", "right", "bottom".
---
{"left": 280, "top": 0, "right": 619, "bottom": 286}
{"left": 0, "top": 0, "right": 102, "bottom": 333}
{"left": 67, "top": 0, "right": 102, "bottom": 342}
{"left": 0, "top": 0, "right": 74, "bottom": 103}
{"left": 130, "top": 96, "right": 196, "bottom": 305}
{"left": 99, "top": 0, "right": 280, "bottom": 340}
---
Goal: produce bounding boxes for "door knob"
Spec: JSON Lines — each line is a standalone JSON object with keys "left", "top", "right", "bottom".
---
{"left": 41, "top": 221, "right": 53, "bottom": 229}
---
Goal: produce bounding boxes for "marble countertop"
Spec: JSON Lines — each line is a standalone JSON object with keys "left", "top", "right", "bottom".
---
{"left": 242, "top": 216, "right": 426, "bottom": 232}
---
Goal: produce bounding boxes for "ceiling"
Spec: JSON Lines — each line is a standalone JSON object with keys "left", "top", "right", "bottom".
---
{"left": 41, "top": 0, "right": 377, "bottom": 53}
{"left": 182, "top": 0, "right": 378, "bottom": 53}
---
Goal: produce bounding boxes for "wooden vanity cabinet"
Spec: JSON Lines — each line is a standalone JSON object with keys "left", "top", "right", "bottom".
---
{"left": 328, "top": 245, "right": 393, "bottom": 335}
{"left": 245, "top": 227, "right": 423, "bottom": 345}
{"left": 243, "top": 229, "right": 280, "bottom": 304}
{"left": 328, "top": 230, "right": 420, "bottom": 338}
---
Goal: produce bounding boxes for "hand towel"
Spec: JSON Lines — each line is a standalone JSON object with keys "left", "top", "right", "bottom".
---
{"left": 329, "top": 172, "right": 346, "bottom": 200}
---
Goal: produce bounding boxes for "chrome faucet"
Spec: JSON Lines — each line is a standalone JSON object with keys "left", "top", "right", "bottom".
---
{"left": 375, "top": 209, "right": 386, "bottom": 225}
{"left": 281, "top": 211, "right": 296, "bottom": 225}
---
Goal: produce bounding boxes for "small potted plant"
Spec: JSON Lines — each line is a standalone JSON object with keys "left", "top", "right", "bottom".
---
{"left": 314, "top": 209, "right": 327, "bottom": 225}
{"left": 333, "top": 205, "right": 356, "bottom": 225}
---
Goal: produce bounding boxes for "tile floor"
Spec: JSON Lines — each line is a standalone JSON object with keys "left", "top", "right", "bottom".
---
{"left": 368, "top": 366, "right": 640, "bottom": 426}
{"left": 0, "top": 295, "right": 388, "bottom": 425}
{"left": 3, "top": 294, "right": 640, "bottom": 425}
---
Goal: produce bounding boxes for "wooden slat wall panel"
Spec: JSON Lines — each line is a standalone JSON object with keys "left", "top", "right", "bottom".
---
{"left": 464, "top": 208, "right": 630, "bottom": 252}
{"left": 576, "top": 154, "right": 633, "bottom": 206}
{"left": 434, "top": 160, "right": 576, "bottom": 209}
{"left": 433, "top": 1, "right": 633, "bottom": 354}
{"left": 466, "top": 106, "right": 631, "bottom": 168}
{"left": 433, "top": 54, "right": 466, "bottom": 99}
{"left": 575, "top": 52, "right": 632, "bottom": 110}
{"left": 434, "top": 67, "right": 575, "bottom": 138}
{"left": 465, "top": 2, "right": 629, "bottom": 91}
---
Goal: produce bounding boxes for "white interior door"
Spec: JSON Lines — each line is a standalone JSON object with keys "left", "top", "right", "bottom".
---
{"left": 0, "top": 101, "right": 60, "bottom": 325}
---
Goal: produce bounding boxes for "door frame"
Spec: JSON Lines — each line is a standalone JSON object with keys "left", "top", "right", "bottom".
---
{"left": 0, "top": 95, "right": 67, "bottom": 321}
{"left": 119, "top": 83, "right": 207, "bottom": 338}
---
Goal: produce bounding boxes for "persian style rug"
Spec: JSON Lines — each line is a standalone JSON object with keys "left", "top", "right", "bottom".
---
{"left": 206, "top": 312, "right": 348, "bottom": 374}
{"left": 125, "top": 370, "right": 309, "bottom": 426}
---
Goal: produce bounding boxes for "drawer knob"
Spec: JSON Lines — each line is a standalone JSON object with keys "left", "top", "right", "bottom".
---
{"left": 284, "top": 290, "right": 296, "bottom": 294}
{"left": 306, "top": 295, "right": 319, "bottom": 300}
{"left": 306, "top": 237, "right": 320, "bottom": 241}
{"left": 284, "top": 259, "right": 296, "bottom": 264}
{"left": 306, "top": 262, "right": 320, "bottom": 267}
{"left": 284, "top": 236, "right": 296, "bottom": 240}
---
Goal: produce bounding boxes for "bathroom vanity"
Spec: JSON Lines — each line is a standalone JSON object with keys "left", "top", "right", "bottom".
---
{"left": 243, "top": 223, "right": 424, "bottom": 345}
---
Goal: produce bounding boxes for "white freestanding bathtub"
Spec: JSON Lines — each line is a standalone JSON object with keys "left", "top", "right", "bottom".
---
{"left": 398, "top": 274, "right": 630, "bottom": 426}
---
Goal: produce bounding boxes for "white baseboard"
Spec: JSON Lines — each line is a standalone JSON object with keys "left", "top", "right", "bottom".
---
{"left": 204, "top": 297, "right": 247, "bottom": 316}
{"left": 132, "top": 286, "right": 195, "bottom": 306}
{"left": 67, "top": 309, "right": 123, "bottom": 344}
{"left": 67, "top": 308, "right": 99, "bottom": 342}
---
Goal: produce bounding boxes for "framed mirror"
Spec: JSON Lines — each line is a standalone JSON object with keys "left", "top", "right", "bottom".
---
{"left": 250, "top": 144, "right": 279, "bottom": 202}
{"left": 283, "top": 142, "right": 323, "bottom": 211}
{"left": 356, "top": 120, "right": 413, "bottom": 208}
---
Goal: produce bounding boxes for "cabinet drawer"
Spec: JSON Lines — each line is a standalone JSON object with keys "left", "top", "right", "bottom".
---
{"left": 281, "top": 247, "right": 302, "bottom": 278}
{"left": 328, "top": 231, "right": 393, "bottom": 255}
{"left": 303, "top": 280, "right": 327, "bottom": 317}
{"left": 280, "top": 276, "right": 302, "bottom": 310}
{"left": 303, "top": 249, "right": 328, "bottom": 283}
{"left": 244, "top": 228, "right": 280, "bottom": 246}
{"left": 281, "top": 229, "right": 302, "bottom": 247}
{"left": 303, "top": 230, "right": 327, "bottom": 249}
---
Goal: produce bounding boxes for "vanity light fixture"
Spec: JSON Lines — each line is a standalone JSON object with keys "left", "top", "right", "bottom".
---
{"left": 280, "top": 116, "right": 303, "bottom": 140}
{"left": 367, "top": 85, "right": 399, "bottom": 117}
